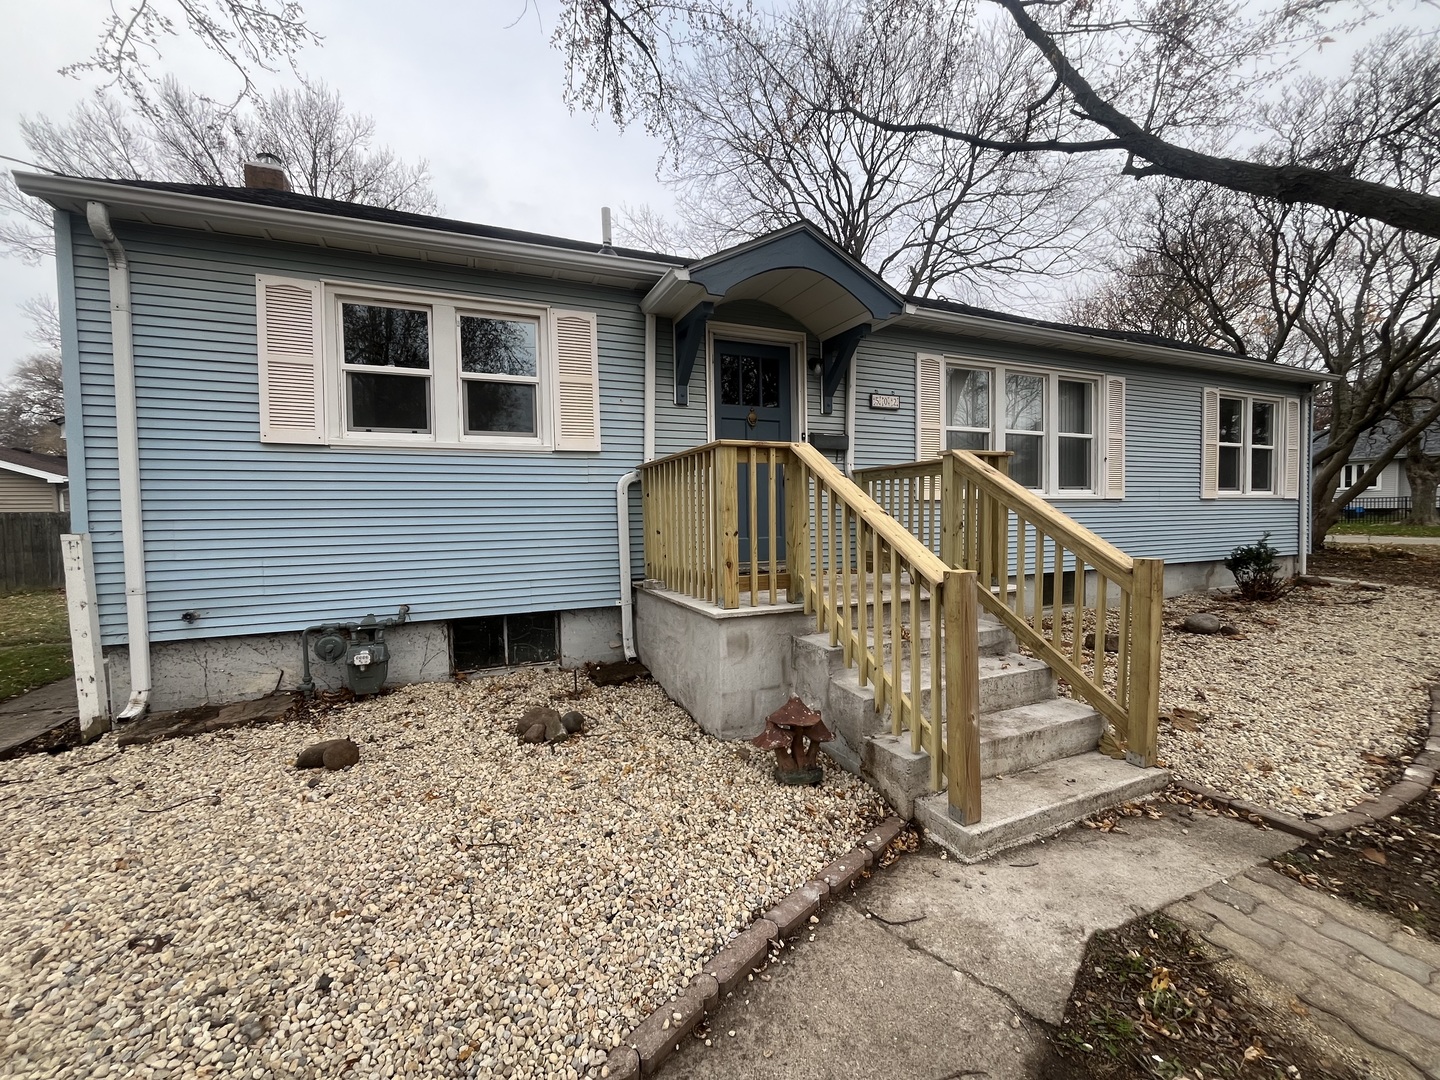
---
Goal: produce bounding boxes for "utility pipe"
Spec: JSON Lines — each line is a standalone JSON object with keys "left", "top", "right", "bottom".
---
{"left": 643, "top": 314, "right": 656, "bottom": 461}
{"left": 86, "top": 201, "right": 150, "bottom": 721}
{"left": 616, "top": 470, "right": 641, "bottom": 660}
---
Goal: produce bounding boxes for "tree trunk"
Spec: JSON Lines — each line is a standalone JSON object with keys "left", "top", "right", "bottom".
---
{"left": 1404, "top": 444, "right": 1440, "bottom": 525}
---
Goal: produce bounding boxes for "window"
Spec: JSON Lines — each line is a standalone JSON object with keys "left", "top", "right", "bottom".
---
{"left": 1214, "top": 393, "right": 1277, "bottom": 494}
{"left": 452, "top": 612, "right": 559, "bottom": 670}
{"left": 940, "top": 362, "right": 1101, "bottom": 494}
{"left": 1339, "top": 464, "right": 1380, "bottom": 491}
{"left": 256, "top": 275, "right": 602, "bottom": 451}
{"left": 1202, "top": 389, "right": 1299, "bottom": 499}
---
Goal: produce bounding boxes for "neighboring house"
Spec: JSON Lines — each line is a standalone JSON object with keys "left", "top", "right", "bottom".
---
{"left": 1313, "top": 419, "right": 1440, "bottom": 511}
{"left": 0, "top": 448, "right": 67, "bottom": 513}
{"left": 15, "top": 166, "right": 1329, "bottom": 724}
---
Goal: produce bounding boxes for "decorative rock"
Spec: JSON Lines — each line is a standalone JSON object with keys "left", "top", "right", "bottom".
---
{"left": 1181, "top": 613, "right": 1224, "bottom": 634}
{"left": 296, "top": 738, "right": 359, "bottom": 770}
{"left": 516, "top": 705, "right": 560, "bottom": 737}
{"left": 561, "top": 711, "right": 587, "bottom": 735}
{"left": 521, "top": 723, "right": 546, "bottom": 745}
{"left": 1083, "top": 632, "right": 1120, "bottom": 653}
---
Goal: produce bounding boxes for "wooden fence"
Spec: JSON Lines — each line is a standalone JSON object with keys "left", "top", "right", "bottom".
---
{"left": 1, "top": 513, "right": 69, "bottom": 594}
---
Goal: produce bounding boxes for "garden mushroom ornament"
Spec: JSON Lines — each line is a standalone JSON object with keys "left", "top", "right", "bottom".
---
{"left": 752, "top": 696, "right": 834, "bottom": 786}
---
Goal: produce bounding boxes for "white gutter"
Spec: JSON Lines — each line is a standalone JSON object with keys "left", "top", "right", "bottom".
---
{"left": 616, "top": 471, "right": 641, "bottom": 660}
{"left": 643, "top": 314, "right": 656, "bottom": 461}
{"left": 0, "top": 461, "right": 68, "bottom": 484}
{"left": 86, "top": 201, "right": 150, "bottom": 721}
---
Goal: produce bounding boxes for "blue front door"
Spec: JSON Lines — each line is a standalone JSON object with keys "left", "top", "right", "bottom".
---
{"left": 714, "top": 340, "right": 792, "bottom": 567}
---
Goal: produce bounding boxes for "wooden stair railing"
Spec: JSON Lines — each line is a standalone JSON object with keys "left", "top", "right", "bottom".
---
{"left": 638, "top": 441, "right": 984, "bottom": 823}
{"left": 856, "top": 450, "right": 1163, "bottom": 767}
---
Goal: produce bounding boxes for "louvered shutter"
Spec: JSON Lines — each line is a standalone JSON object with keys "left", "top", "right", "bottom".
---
{"left": 1283, "top": 396, "right": 1302, "bottom": 499}
{"left": 916, "top": 353, "right": 943, "bottom": 459}
{"left": 256, "top": 276, "right": 324, "bottom": 444}
{"left": 1200, "top": 388, "right": 1220, "bottom": 499}
{"left": 1103, "top": 376, "right": 1126, "bottom": 499}
{"left": 552, "top": 310, "right": 602, "bottom": 451}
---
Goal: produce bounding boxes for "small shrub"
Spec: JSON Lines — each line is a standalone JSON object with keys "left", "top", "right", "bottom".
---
{"left": 1225, "top": 532, "right": 1290, "bottom": 601}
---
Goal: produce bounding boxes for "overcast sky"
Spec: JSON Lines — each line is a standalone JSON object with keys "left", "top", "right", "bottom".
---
{"left": 0, "top": 0, "right": 675, "bottom": 379}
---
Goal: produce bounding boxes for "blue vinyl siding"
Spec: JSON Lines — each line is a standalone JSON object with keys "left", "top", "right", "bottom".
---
{"left": 70, "top": 217, "right": 651, "bottom": 645}
{"left": 851, "top": 327, "right": 1307, "bottom": 562}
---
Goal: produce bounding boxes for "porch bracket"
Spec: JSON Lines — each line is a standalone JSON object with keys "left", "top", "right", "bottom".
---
{"left": 820, "top": 323, "right": 870, "bottom": 415}
{"left": 673, "top": 301, "right": 715, "bottom": 406}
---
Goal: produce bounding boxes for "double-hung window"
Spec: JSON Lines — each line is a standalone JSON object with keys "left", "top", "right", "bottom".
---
{"left": 255, "top": 275, "right": 601, "bottom": 452}
{"left": 1202, "top": 389, "right": 1300, "bottom": 499}
{"left": 1339, "top": 463, "right": 1380, "bottom": 492}
{"left": 941, "top": 362, "right": 1106, "bottom": 495}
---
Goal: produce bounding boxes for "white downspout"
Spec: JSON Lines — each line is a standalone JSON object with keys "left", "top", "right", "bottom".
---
{"left": 616, "top": 470, "right": 641, "bottom": 660}
{"left": 1299, "top": 393, "right": 1312, "bottom": 575}
{"left": 643, "top": 314, "right": 656, "bottom": 462}
{"left": 844, "top": 348, "right": 858, "bottom": 475}
{"left": 86, "top": 202, "right": 150, "bottom": 721}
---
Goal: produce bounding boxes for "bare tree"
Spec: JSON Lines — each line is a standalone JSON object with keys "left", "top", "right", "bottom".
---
{"left": 551, "top": 0, "right": 1440, "bottom": 237}
{"left": 1073, "top": 180, "right": 1440, "bottom": 543}
{"left": 1397, "top": 392, "right": 1440, "bottom": 525}
{"left": 1, "top": 78, "right": 437, "bottom": 263}
{"left": 637, "top": 0, "right": 1107, "bottom": 303}
{"left": 0, "top": 299, "right": 66, "bottom": 453}
{"left": 65, "top": 0, "right": 320, "bottom": 104}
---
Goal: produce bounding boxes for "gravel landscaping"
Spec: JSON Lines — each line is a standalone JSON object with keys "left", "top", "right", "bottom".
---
{"left": 1156, "top": 582, "right": 1439, "bottom": 817}
{"left": 0, "top": 671, "right": 886, "bottom": 1080}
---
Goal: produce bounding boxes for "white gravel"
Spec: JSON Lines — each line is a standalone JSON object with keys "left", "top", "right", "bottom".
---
{"left": 1156, "top": 583, "right": 1439, "bottom": 816}
{"left": 0, "top": 671, "right": 885, "bottom": 1080}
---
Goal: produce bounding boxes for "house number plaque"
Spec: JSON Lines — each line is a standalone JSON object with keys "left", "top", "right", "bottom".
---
{"left": 868, "top": 393, "right": 901, "bottom": 410}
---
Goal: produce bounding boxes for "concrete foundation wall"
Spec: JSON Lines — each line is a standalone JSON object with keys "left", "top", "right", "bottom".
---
{"left": 634, "top": 585, "right": 814, "bottom": 741}
{"left": 102, "top": 607, "right": 627, "bottom": 713}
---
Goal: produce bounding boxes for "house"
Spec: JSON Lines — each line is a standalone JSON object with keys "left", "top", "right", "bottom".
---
{"left": 1314, "top": 418, "right": 1440, "bottom": 517}
{"left": 15, "top": 163, "right": 1332, "bottom": 841}
{"left": 0, "top": 448, "right": 68, "bottom": 513}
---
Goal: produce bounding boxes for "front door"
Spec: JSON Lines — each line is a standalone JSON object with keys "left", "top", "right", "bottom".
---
{"left": 714, "top": 339, "right": 792, "bottom": 568}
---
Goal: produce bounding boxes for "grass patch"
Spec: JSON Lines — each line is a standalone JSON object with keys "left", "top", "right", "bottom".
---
{"left": 0, "top": 590, "right": 71, "bottom": 701}
{"left": 1329, "top": 520, "right": 1440, "bottom": 537}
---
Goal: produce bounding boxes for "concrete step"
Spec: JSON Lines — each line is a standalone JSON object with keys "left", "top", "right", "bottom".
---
{"left": 913, "top": 754, "right": 1171, "bottom": 862}
{"left": 859, "top": 697, "right": 1104, "bottom": 817}
{"left": 826, "top": 652, "right": 1055, "bottom": 753}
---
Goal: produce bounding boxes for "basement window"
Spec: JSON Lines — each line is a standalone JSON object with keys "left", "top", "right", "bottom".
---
{"left": 452, "top": 612, "right": 559, "bottom": 670}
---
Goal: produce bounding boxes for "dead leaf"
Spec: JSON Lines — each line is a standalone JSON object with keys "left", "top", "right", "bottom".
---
{"left": 1243, "top": 1042, "right": 1268, "bottom": 1062}
{"left": 1360, "top": 847, "right": 1388, "bottom": 866}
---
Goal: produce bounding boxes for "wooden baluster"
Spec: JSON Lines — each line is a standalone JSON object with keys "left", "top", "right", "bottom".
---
{"left": 1032, "top": 531, "right": 1045, "bottom": 634}
{"left": 784, "top": 455, "right": 806, "bottom": 608}
{"left": 1072, "top": 554, "right": 1085, "bottom": 670}
{"left": 683, "top": 455, "right": 693, "bottom": 598}
{"left": 659, "top": 462, "right": 669, "bottom": 590}
{"left": 746, "top": 448, "right": 759, "bottom": 608}
{"left": 767, "top": 448, "right": 779, "bottom": 605}
{"left": 716, "top": 445, "right": 740, "bottom": 609}
{"left": 872, "top": 531, "right": 885, "bottom": 713}
{"left": 641, "top": 471, "right": 652, "bottom": 582}
{"left": 815, "top": 483, "right": 828, "bottom": 632}
{"left": 841, "top": 503, "right": 854, "bottom": 665}
{"left": 945, "top": 568, "right": 981, "bottom": 825}
{"left": 909, "top": 568, "right": 922, "bottom": 753}
{"left": 1050, "top": 541, "right": 1063, "bottom": 648}
{"left": 828, "top": 490, "right": 841, "bottom": 646}
{"left": 856, "top": 518, "right": 870, "bottom": 688}
{"left": 940, "top": 453, "right": 957, "bottom": 568}
{"left": 1094, "top": 572, "right": 1109, "bottom": 691}
{"left": 1127, "top": 559, "right": 1164, "bottom": 767}
{"left": 1014, "top": 515, "right": 1027, "bottom": 623}
{"left": 929, "top": 586, "right": 943, "bottom": 791}
{"left": 1116, "top": 590, "right": 1131, "bottom": 710}
{"left": 703, "top": 453, "right": 714, "bottom": 602}
{"left": 889, "top": 543, "right": 902, "bottom": 737}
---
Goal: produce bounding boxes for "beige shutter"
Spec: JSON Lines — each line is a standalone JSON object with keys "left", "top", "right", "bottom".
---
{"left": 256, "top": 275, "right": 324, "bottom": 444}
{"left": 1103, "top": 376, "right": 1125, "bottom": 499}
{"left": 916, "top": 353, "right": 943, "bottom": 460}
{"left": 1200, "top": 387, "right": 1220, "bottom": 499}
{"left": 553, "top": 309, "right": 602, "bottom": 451}
{"left": 1283, "top": 396, "right": 1302, "bottom": 499}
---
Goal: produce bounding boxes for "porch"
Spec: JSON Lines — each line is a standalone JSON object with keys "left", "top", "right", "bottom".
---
{"left": 634, "top": 440, "right": 1168, "bottom": 857}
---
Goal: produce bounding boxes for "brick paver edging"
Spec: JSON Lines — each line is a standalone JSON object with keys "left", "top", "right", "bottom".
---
{"left": 1172, "top": 683, "right": 1440, "bottom": 842}
{"left": 603, "top": 816, "right": 908, "bottom": 1078}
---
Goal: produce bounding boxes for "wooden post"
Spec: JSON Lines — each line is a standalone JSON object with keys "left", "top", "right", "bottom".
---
{"left": 945, "top": 567, "right": 981, "bottom": 825}
{"left": 62, "top": 533, "right": 109, "bottom": 741}
{"left": 940, "top": 452, "right": 958, "bottom": 568}
{"left": 1126, "top": 558, "right": 1164, "bottom": 768}
{"left": 786, "top": 454, "right": 809, "bottom": 607}
{"left": 716, "top": 444, "right": 741, "bottom": 609}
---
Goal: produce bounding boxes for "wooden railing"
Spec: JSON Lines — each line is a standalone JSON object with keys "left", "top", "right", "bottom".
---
{"left": 638, "top": 441, "right": 984, "bottom": 822}
{"left": 856, "top": 450, "right": 1162, "bottom": 767}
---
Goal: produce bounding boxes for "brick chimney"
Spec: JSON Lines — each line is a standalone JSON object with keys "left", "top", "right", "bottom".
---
{"left": 243, "top": 152, "right": 291, "bottom": 192}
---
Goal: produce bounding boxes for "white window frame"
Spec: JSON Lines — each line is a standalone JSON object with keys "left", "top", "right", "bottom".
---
{"left": 336, "top": 295, "right": 435, "bottom": 440}
{"left": 321, "top": 282, "right": 553, "bottom": 451}
{"left": 456, "top": 309, "right": 546, "bottom": 442}
{"left": 1339, "top": 463, "right": 1381, "bottom": 492}
{"left": 942, "top": 359, "right": 1103, "bottom": 496}
{"left": 1215, "top": 391, "right": 1282, "bottom": 497}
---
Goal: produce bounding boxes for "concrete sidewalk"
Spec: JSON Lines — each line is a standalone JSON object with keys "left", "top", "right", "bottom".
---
{"left": 662, "top": 809, "right": 1295, "bottom": 1079}
{"left": 0, "top": 677, "right": 77, "bottom": 754}
{"left": 1328, "top": 533, "right": 1440, "bottom": 547}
